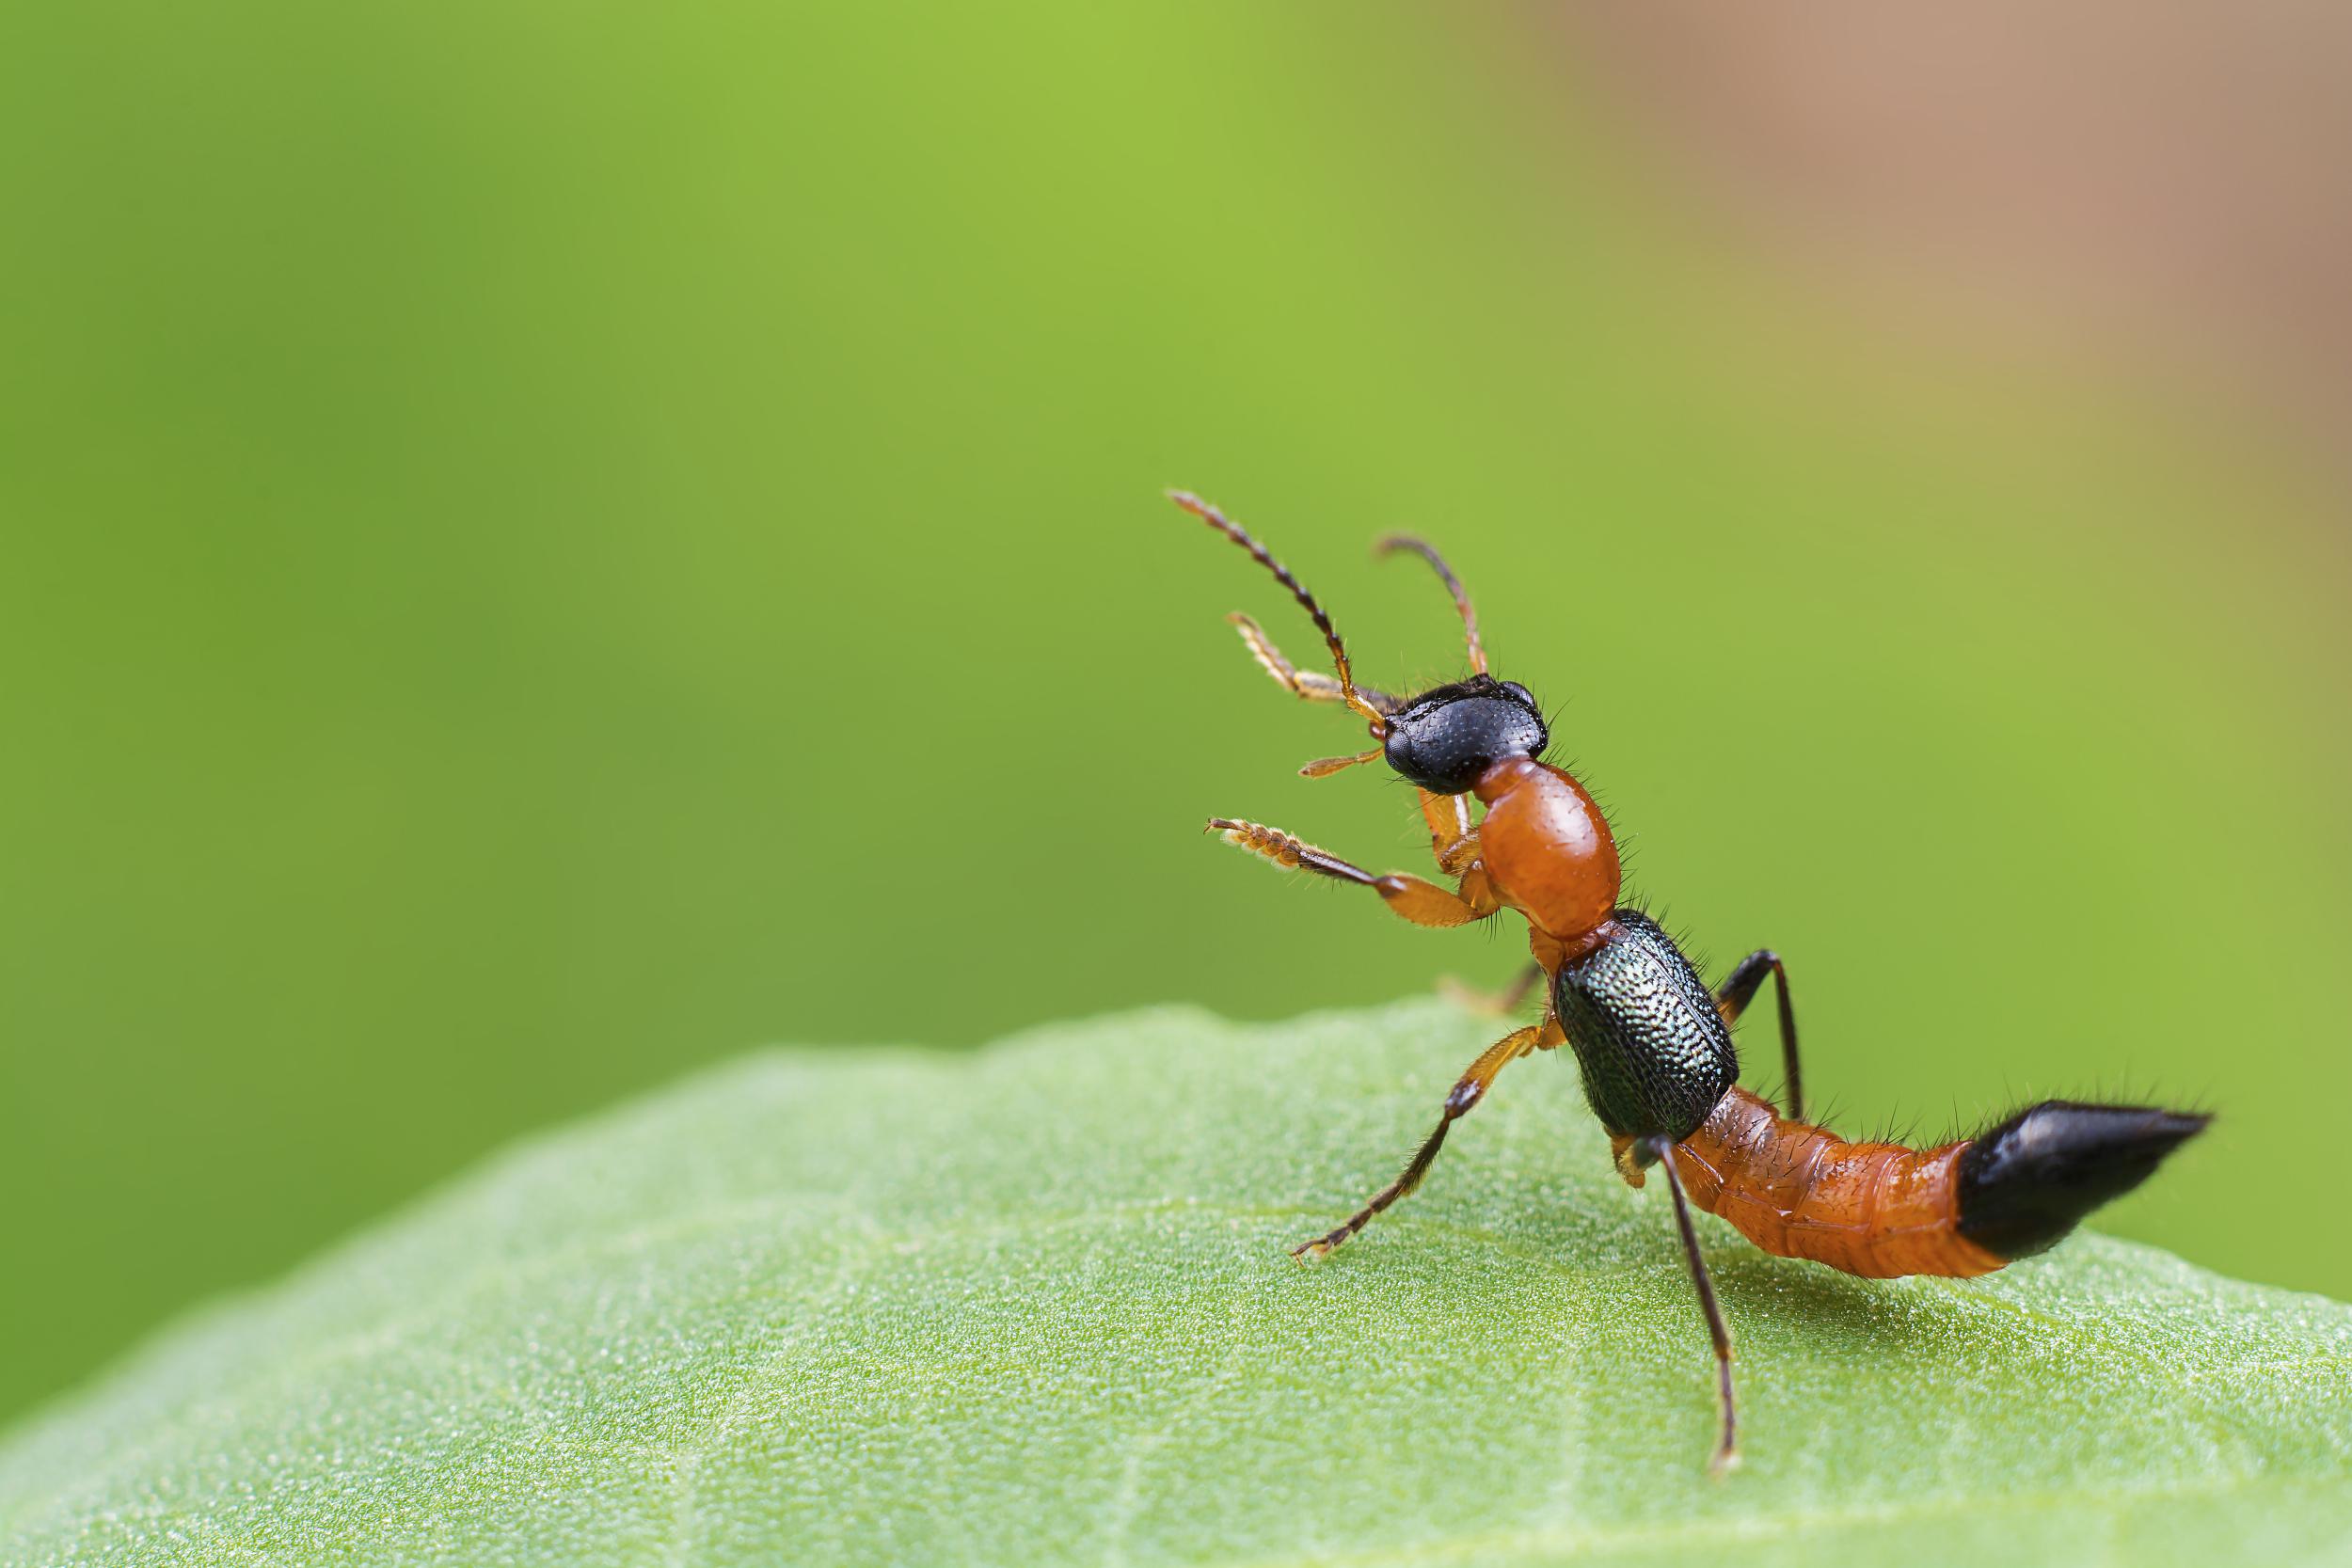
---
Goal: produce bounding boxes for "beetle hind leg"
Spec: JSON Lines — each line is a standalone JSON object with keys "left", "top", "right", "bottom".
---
{"left": 1649, "top": 1134, "right": 1740, "bottom": 1475}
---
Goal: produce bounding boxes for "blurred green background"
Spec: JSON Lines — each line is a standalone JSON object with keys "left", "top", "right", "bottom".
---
{"left": 4, "top": 5, "right": 2347, "bottom": 1426}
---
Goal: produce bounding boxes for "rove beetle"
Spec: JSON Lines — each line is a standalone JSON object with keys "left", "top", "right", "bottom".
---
{"left": 1173, "top": 490, "right": 2207, "bottom": 1473}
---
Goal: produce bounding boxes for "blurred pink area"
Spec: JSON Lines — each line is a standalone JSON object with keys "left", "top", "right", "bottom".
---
{"left": 1552, "top": 3, "right": 2352, "bottom": 460}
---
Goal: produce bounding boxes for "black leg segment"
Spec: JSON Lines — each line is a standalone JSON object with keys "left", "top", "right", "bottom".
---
{"left": 1648, "top": 1135, "right": 1739, "bottom": 1475}
{"left": 1717, "top": 949, "right": 1803, "bottom": 1122}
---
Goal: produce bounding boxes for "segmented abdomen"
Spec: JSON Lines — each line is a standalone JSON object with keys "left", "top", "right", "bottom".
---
{"left": 1671, "top": 1088, "right": 2004, "bottom": 1279}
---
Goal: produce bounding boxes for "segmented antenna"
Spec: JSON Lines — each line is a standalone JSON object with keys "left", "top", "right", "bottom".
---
{"left": 1374, "top": 533, "right": 1486, "bottom": 675}
{"left": 1169, "top": 491, "right": 1389, "bottom": 733}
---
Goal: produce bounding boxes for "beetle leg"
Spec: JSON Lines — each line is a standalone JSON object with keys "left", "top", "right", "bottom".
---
{"left": 1648, "top": 1133, "right": 1740, "bottom": 1475}
{"left": 1224, "top": 613, "right": 1397, "bottom": 715}
{"left": 1439, "top": 962, "right": 1546, "bottom": 1018}
{"left": 1716, "top": 950, "right": 1804, "bottom": 1121}
{"left": 1205, "top": 818, "right": 1501, "bottom": 929}
{"left": 1294, "top": 1023, "right": 1545, "bottom": 1260}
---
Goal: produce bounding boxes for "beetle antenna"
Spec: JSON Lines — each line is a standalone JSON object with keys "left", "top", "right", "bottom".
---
{"left": 1374, "top": 533, "right": 1486, "bottom": 675}
{"left": 1170, "top": 491, "right": 1390, "bottom": 734}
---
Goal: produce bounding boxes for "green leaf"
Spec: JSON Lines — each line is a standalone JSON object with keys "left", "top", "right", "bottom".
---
{"left": 5, "top": 1003, "right": 2349, "bottom": 1567}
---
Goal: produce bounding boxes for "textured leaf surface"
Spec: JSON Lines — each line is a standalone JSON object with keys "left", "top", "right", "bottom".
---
{"left": 4, "top": 1003, "right": 2349, "bottom": 1567}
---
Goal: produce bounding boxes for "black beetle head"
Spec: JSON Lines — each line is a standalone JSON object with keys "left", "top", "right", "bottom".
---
{"left": 1380, "top": 674, "right": 1547, "bottom": 795}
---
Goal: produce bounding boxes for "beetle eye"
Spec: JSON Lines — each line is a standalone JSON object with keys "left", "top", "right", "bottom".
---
{"left": 1502, "top": 681, "right": 1537, "bottom": 711}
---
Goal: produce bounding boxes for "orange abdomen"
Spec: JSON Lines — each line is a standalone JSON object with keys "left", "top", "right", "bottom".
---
{"left": 1671, "top": 1088, "right": 2005, "bottom": 1279}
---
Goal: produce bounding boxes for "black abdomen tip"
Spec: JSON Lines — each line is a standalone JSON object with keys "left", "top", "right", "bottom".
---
{"left": 1957, "top": 1101, "right": 2210, "bottom": 1261}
